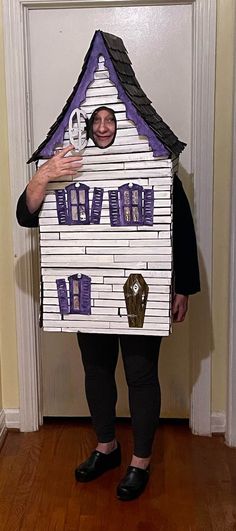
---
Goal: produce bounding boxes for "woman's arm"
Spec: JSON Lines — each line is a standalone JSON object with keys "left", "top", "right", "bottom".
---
{"left": 172, "top": 175, "right": 200, "bottom": 322}
{"left": 16, "top": 144, "right": 83, "bottom": 227}
{"left": 16, "top": 188, "right": 42, "bottom": 227}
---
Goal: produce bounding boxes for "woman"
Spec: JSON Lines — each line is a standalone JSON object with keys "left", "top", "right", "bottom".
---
{"left": 17, "top": 138, "right": 200, "bottom": 501}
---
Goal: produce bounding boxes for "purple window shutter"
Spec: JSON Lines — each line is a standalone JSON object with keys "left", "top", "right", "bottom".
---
{"left": 55, "top": 190, "right": 67, "bottom": 224}
{"left": 90, "top": 187, "right": 104, "bottom": 224}
{"left": 144, "top": 189, "right": 154, "bottom": 225}
{"left": 56, "top": 279, "right": 69, "bottom": 314}
{"left": 109, "top": 190, "right": 121, "bottom": 226}
{"left": 79, "top": 274, "right": 91, "bottom": 315}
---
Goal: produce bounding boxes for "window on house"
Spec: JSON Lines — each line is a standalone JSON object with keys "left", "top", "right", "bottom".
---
{"left": 68, "top": 107, "right": 88, "bottom": 152}
{"left": 56, "top": 275, "right": 91, "bottom": 316}
{"left": 66, "top": 183, "right": 90, "bottom": 224}
{"left": 119, "top": 184, "right": 143, "bottom": 225}
{"left": 70, "top": 276, "right": 80, "bottom": 311}
{"left": 69, "top": 274, "right": 91, "bottom": 315}
{"left": 109, "top": 184, "right": 154, "bottom": 226}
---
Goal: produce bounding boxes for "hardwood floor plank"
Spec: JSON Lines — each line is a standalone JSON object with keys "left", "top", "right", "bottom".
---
{"left": 0, "top": 422, "right": 236, "bottom": 530}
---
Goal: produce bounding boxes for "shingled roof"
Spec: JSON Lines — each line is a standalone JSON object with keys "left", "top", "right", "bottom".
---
{"left": 28, "top": 30, "right": 186, "bottom": 163}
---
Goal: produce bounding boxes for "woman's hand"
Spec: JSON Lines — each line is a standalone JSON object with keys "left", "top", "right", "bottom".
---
{"left": 172, "top": 293, "right": 189, "bottom": 322}
{"left": 37, "top": 144, "right": 83, "bottom": 181}
{"left": 26, "top": 144, "right": 83, "bottom": 213}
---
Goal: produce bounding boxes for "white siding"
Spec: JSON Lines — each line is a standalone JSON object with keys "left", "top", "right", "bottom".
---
{"left": 39, "top": 58, "right": 174, "bottom": 335}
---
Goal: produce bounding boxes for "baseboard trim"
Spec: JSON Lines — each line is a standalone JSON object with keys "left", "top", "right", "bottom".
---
{"left": 0, "top": 409, "right": 7, "bottom": 449}
{"left": 43, "top": 414, "right": 226, "bottom": 434}
{"left": 4, "top": 408, "right": 20, "bottom": 430}
{"left": 43, "top": 416, "right": 189, "bottom": 425}
{"left": 0, "top": 410, "right": 227, "bottom": 440}
{"left": 211, "top": 411, "right": 226, "bottom": 434}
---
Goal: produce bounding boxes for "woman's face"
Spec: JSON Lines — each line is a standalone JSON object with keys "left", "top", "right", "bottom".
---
{"left": 91, "top": 108, "right": 116, "bottom": 148}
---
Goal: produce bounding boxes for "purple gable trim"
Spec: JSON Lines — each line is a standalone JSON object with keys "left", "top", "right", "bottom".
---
{"left": 39, "top": 32, "right": 169, "bottom": 158}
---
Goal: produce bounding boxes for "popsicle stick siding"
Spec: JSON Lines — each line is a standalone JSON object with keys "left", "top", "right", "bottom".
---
{"left": 31, "top": 30, "right": 186, "bottom": 335}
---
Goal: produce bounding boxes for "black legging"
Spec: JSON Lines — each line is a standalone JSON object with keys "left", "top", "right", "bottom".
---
{"left": 77, "top": 332, "right": 162, "bottom": 458}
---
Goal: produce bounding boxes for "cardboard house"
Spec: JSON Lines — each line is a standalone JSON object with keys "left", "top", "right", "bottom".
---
{"left": 29, "top": 30, "right": 186, "bottom": 336}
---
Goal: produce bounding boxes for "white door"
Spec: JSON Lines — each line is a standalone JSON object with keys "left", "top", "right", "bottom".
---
{"left": 27, "top": 4, "right": 193, "bottom": 417}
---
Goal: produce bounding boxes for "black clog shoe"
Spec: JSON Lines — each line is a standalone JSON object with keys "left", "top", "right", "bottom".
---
{"left": 117, "top": 465, "right": 150, "bottom": 501}
{"left": 75, "top": 442, "right": 121, "bottom": 482}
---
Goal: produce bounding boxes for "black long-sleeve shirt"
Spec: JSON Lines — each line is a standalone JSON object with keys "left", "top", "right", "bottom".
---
{"left": 16, "top": 175, "right": 200, "bottom": 295}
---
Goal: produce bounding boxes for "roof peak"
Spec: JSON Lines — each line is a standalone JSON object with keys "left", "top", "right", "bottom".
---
{"left": 28, "top": 29, "right": 185, "bottom": 163}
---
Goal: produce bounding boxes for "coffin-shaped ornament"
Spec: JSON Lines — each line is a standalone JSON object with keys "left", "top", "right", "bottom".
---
{"left": 123, "top": 274, "right": 149, "bottom": 328}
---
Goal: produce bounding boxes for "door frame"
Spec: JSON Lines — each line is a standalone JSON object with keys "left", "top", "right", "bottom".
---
{"left": 3, "top": 0, "right": 216, "bottom": 433}
{"left": 226, "top": 3, "right": 236, "bottom": 447}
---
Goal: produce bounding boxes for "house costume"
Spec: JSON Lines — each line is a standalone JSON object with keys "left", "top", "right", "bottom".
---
{"left": 16, "top": 30, "right": 200, "bottom": 490}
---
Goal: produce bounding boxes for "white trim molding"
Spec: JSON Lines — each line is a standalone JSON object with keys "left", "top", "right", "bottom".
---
{"left": 211, "top": 411, "right": 226, "bottom": 434}
{"left": 189, "top": 0, "right": 216, "bottom": 436}
{"left": 0, "top": 409, "right": 20, "bottom": 448}
{"left": 3, "top": 0, "right": 216, "bottom": 433}
{"left": 0, "top": 409, "right": 7, "bottom": 448}
{"left": 226, "top": 6, "right": 236, "bottom": 447}
{"left": 4, "top": 409, "right": 20, "bottom": 430}
{"left": 2, "top": 0, "right": 41, "bottom": 432}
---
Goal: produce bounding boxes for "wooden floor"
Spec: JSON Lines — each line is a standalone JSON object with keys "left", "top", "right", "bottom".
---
{"left": 0, "top": 420, "right": 236, "bottom": 530}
